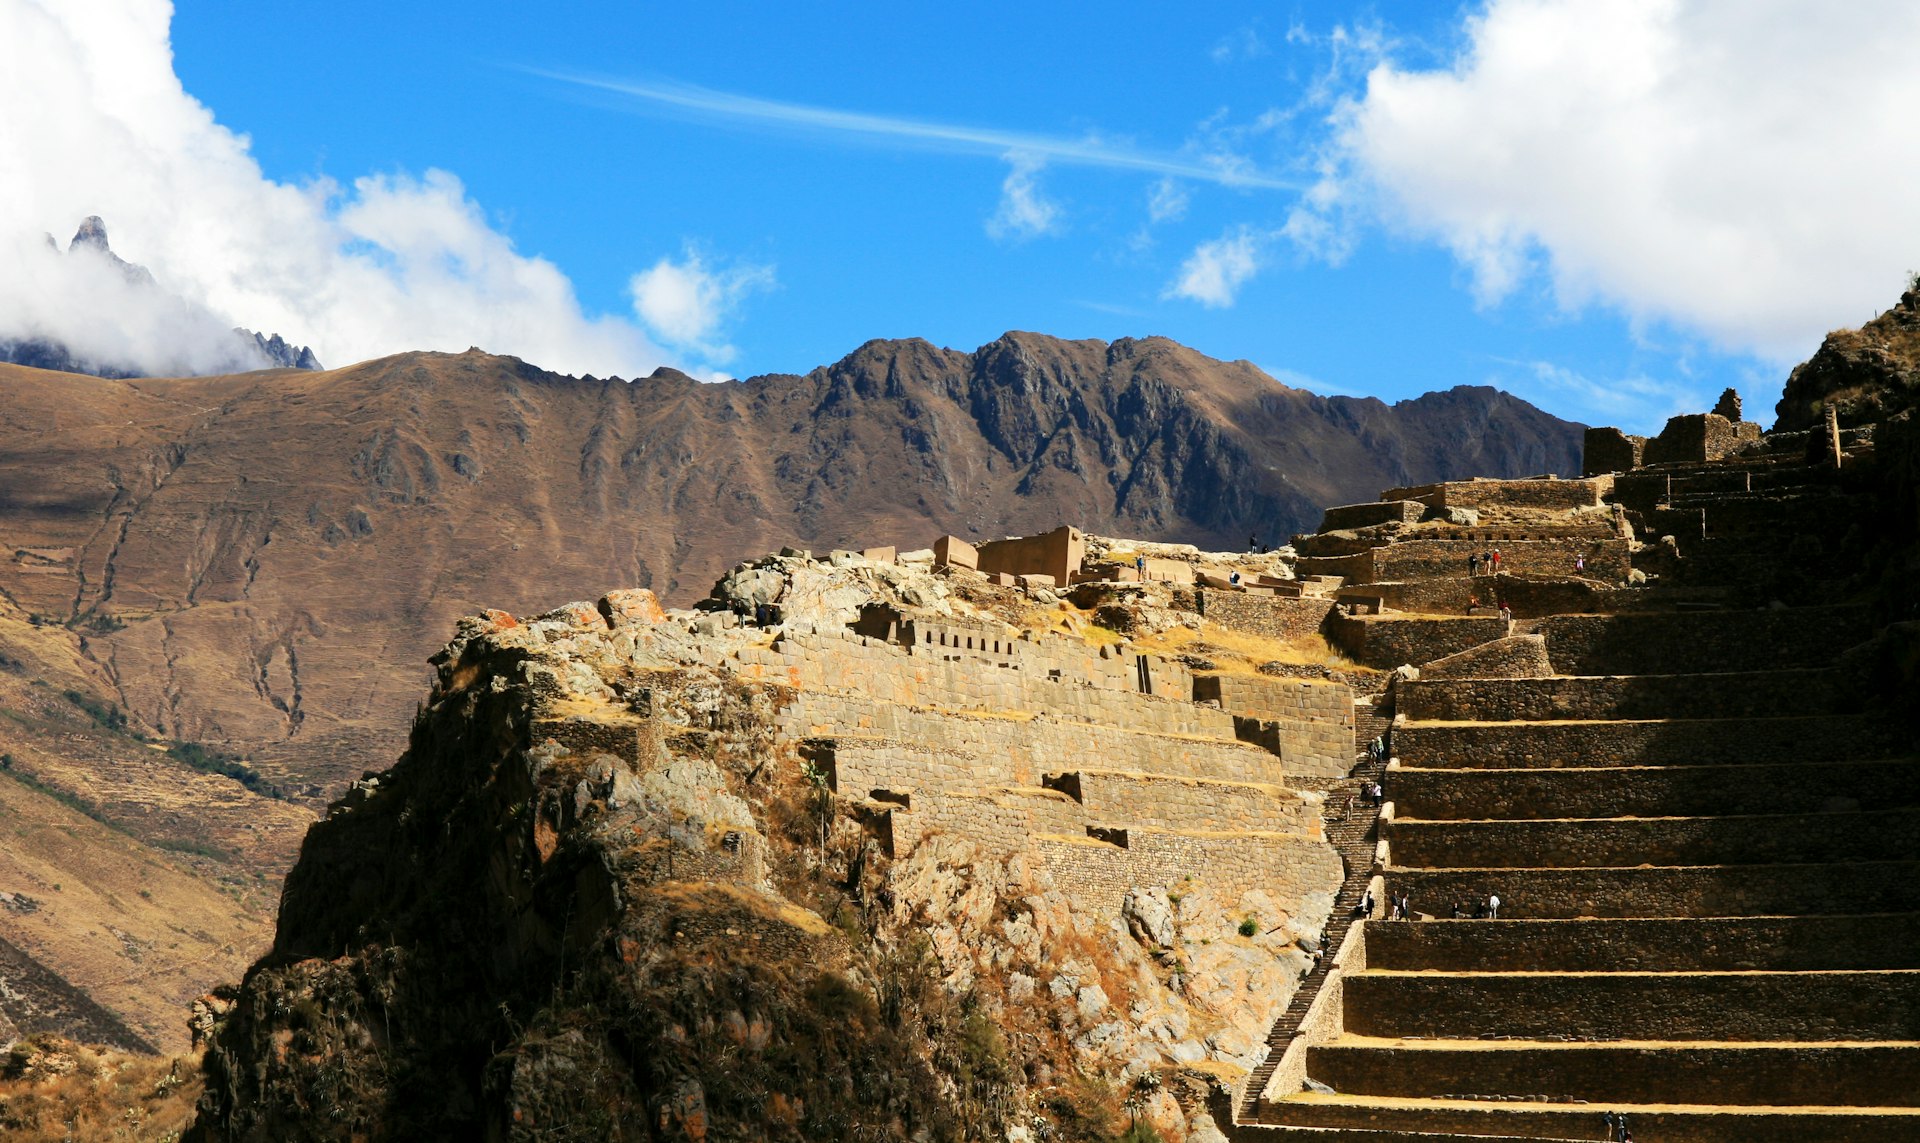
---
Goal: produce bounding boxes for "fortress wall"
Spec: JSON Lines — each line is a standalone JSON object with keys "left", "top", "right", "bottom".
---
{"left": 1395, "top": 670, "right": 1844, "bottom": 723}
{"left": 815, "top": 741, "right": 1014, "bottom": 796}
{"left": 1035, "top": 831, "right": 1341, "bottom": 922}
{"left": 1326, "top": 614, "right": 1510, "bottom": 669}
{"left": 788, "top": 698, "right": 1287, "bottom": 787}
{"left": 731, "top": 637, "right": 1227, "bottom": 737}
{"left": 1061, "top": 770, "right": 1319, "bottom": 835}
{"left": 1539, "top": 607, "right": 1874, "bottom": 675}
{"left": 1195, "top": 675, "right": 1355, "bottom": 777}
{"left": 1193, "top": 591, "right": 1336, "bottom": 642}
{"left": 886, "top": 788, "right": 1088, "bottom": 855}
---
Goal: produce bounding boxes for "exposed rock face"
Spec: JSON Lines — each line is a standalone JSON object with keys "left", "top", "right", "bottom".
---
{"left": 0, "top": 342, "right": 1579, "bottom": 805}
{"left": 1776, "top": 288, "right": 1920, "bottom": 430}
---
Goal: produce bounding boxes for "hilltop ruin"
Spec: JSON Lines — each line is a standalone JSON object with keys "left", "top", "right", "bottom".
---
{"left": 182, "top": 388, "right": 1919, "bottom": 1141}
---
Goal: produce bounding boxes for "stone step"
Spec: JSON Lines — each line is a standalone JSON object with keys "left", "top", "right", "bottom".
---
{"left": 1535, "top": 605, "right": 1871, "bottom": 676}
{"left": 1304, "top": 1036, "right": 1920, "bottom": 1107}
{"left": 1344, "top": 969, "right": 1920, "bottom": 1041}
{"left": 1387, "top": 758, "right": 1919, "bottom": 821}
{"left": 1388, "top": 808, "right": 1920, "bottom": 869}
{"left": 1384, "top": 860, "right": 1920, "bottom": 919}
{"left": 1247, "top": 1093, "right": 1920, "bottom": 1142}
{"left": 1393, "top": 714, "right": 1899, "bottom": 770}
{"left": 1362, "top": 915, "right": 1920, "bottom": 973}
{"left": 1394, "top": 669, "right": 1844, "bottom": 723}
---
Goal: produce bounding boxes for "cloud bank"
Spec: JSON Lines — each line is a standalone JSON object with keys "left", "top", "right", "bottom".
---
{"left": 1313, "top": 0, "right": 1920, "bottom": 361}
{"left": 0, "top": 0, "right": 754, "bottom": 379}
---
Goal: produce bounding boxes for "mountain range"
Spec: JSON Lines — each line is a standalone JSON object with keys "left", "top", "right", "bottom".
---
{"left": 0, "top": 334, "right": 1580, "bottom": 791}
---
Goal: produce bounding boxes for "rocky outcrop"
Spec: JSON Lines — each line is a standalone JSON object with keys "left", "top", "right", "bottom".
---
{"left": 1776, "top": 287, "right": 1920, "bottom": 431}
{"left": 191, "top": 556, "right": 1351, "bottom": 1141}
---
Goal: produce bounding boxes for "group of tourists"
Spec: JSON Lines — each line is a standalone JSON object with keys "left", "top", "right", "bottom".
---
{"left": 1603, "top": 1110, "right": 1634, "bottom": 1141}
{"left": 1467, "top": 548, "right": 1503, "bottom": 576}
{"left": 1445, "top": 895, "right": 1501, "bottom": 919}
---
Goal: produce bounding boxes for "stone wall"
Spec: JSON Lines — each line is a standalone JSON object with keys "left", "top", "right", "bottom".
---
{"left": 1055, "top": 769, "right": 1317, "bottom": 835}
{"left": 1381, "top": 478, "right": 1610, "bottom": 512}
{"left": 1193, "top": 674, "right": 1355, "bottom": 778}
{"left": 1319, "top": 500, "right": 1425, "bottom": 532}
{"left": 1583, "top": 426, "right": 1646, "bottom": 476}
{"left": 793, "top": 707, "right": 1282, "bottom": 788}
{"left": 1641, "top": 412, "right": 1762, "bottom": 466}
{"left": 1326, "top": 614, "right": 1509, "bottom": 669}
{"left": 1192, "top": 590, "right": 1336, "bottom": 642}
{"left": 1035, "top": 830, "right": 1340, "bottom": 924}
{"left": 1538, "top": 606, "right": 1873, "bottom": 675}
{"left": 1338, "top": 575, "right": 1615, "bottom": 619}
{"left": 1374, "top": 539, "right": 1630, "bottom": 584}
{"left": 977, "top": 525, "right": 1086, "bottom": 586}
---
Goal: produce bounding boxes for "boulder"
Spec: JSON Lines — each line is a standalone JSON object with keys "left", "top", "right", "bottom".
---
{"left": 1122, "top": 886, "right": 1178, "bottom": 948}
{"left": 598, "top": 588, "right": 667, "bottom": 627}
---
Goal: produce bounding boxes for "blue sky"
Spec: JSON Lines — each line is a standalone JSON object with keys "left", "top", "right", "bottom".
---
{"left": 13, "top": 2, "right": 1920, "bottom": 433}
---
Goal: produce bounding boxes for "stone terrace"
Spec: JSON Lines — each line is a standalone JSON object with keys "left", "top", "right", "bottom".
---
{"left": 1228, "top": 415, "right": 1920, "bottom": 1141}
{"left": 710, "top": 612, "right": 1349, "bottom": 921}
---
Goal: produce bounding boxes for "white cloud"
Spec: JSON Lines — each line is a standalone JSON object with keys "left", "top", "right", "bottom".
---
{"left": 1211, "top": 25, "right": 1270, "bottom": 64}
{"left": 629, "top": 249, "right": 775, "bottom": 365}
{"left": 986, "top": 154, "right": 1064, "bottom": 242}
{"left": 1504, "top": 359, "right": 1710, "bottom": 434}
{"left": 543, "top": 69, "right": 1304, "bottom": 191}
{"left": 1257, "top": 364, "right": 1368, "bottom": 398}
{"left": 1166, "top": 225, "right": 1269, "bottom": 307}
{"left": 0, "top": 0, "right": 736, "bottom": 379}
{"left": 1316, "top": 0, "right": 1920, "bottom": 361}
{"left": 1147, "top": 178, "right": 1190, "bottom": 224}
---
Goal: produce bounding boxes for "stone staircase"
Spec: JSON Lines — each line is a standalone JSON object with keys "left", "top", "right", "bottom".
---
{"left": 1240, "top": 702, "right": 1391, "bottom": 1117}
{"left": 1228, "top": 463, "right": 1920, "bottom": 1140}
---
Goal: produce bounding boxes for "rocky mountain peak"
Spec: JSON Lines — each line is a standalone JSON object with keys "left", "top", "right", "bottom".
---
{"left": 70, "top": 214, "right": 111, "bottom": 252}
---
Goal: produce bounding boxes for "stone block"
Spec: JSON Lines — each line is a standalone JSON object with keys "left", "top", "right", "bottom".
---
{"left": 598, "top": 588, "right": 666, "bottom": 627}
{"left": 933, "top": 535, "right": 978, "bottom": 569}
{"left": 860, "top": 546, "right": 897, "bottom": 563}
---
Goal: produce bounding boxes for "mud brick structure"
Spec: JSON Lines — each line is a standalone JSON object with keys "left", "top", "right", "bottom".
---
{"left": 1224, "top": 399, "right": 1920, "bottom": 1141}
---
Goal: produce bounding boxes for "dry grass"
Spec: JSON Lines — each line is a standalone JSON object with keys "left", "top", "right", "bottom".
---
{"left": 1133, "top": 623, "right": 1372, "bottom": 677}
{"left": 0, "top": 1038, "right": 201, "bottom": 1141}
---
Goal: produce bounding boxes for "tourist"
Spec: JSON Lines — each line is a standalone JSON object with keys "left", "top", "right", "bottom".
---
{"left": 1248, "top": 533, "right": 1258, "bottom": 552}
{"left": 1449, "top": 902, "right": 1465, "bottom": 919}
{"left": 1574, "top": 553, "right": 1586, "bottom": 574}
{"left": 1468, "top": 552, "right": 1480, "bottom": 576}
{"left": 1499, "top": 602, "right": 1512, "bottom": 624}
{"left": 1135, "top": 554, "right": 1147, "bottom": 580}
{"left": 1490, "top": 548, "right": 1502, "bottom": 573}
{"left": 1487, "top": 892, "right": 1501, "bottom": 919}
{"left": 1229, "top": 571, "right": 1241, "bottom": 586}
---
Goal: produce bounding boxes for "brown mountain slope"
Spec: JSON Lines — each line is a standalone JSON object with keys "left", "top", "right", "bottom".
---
{"left": 0, "top": 332, "right": 1579, "bottom": 805}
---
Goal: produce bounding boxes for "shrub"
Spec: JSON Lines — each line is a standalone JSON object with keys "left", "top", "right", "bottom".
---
{"left": 1238, "top": 916, "right": 1259, "bottom": 938}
